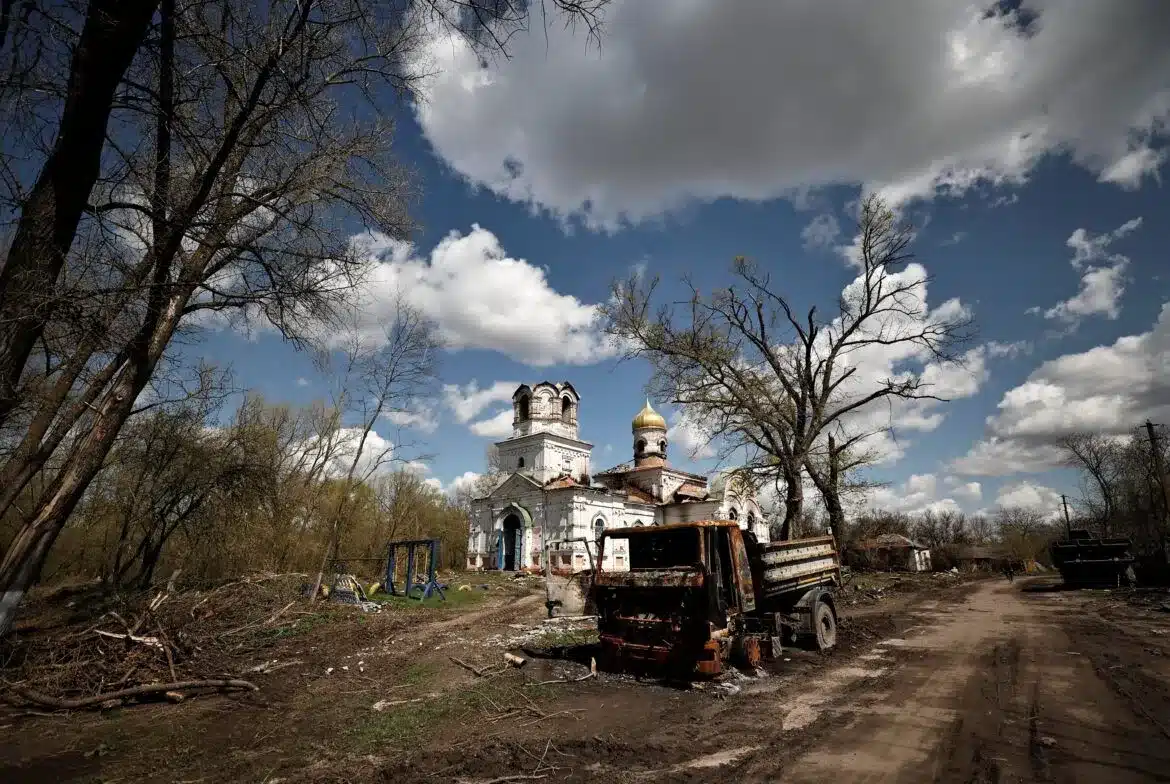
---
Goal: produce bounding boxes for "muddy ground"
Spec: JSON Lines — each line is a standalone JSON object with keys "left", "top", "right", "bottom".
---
{"left": 2, "top": 571, "right": 1169, "bottom": 783}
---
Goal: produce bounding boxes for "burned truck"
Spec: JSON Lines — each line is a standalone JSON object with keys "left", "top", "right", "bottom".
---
{"left": 592, "top": 520, "right": 841, "bottom": 677}
{"left": 1050, "top": 528, "right": 1136, "bottom": 587}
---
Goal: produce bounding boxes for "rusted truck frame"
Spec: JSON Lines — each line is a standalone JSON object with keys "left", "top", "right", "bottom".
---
{"left": 592, "top": 521, "right": 841, "bottom": 677}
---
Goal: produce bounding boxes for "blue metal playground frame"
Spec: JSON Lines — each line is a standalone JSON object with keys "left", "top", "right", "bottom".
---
{"left": 384, "top": 538, "right": 446, "bottom": 600}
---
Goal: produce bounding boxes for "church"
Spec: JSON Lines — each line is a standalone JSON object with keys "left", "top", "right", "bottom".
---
{"left": 465, "top": 382, "right": 767, "bottom": 573}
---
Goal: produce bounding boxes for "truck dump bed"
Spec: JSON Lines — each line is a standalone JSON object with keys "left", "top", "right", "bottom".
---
{"left": 1050, "top": 529, "right": 1135, "bottom": 587}
{"left": 755, "top": 535, "right": 841, "bottom": 601}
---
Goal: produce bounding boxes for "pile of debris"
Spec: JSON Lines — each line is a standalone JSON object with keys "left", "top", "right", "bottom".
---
{"left": 1, "top": 573, "right": 339, "bottom": 711}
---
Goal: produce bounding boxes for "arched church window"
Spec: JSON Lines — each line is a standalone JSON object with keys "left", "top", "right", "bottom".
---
{"left": 747, "top": 511, "right": 756, "bottom": 529}
{"left": 561, "top": 396, "right": 574, "bottom": 423}
{"left": 518, "top": 395, "right": 530, "bottom": 420}
{"left": 517, "top": 456, "right": 525, "bottom": 469}
{"left": 728, "top": 508, "right": 739, "bottom": 521}
{"left": 658, "top": 440, "right": 667, "bottom": 453}
{"left": 594, "top": 517, "right": 605, "bottom": 542}
{"left": 636, "top": 439, "right": 646, "bottom": 454}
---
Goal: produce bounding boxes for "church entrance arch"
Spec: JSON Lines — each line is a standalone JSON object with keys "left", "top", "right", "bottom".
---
{"left": 502, "top": 514, "right": 521, "bottom": 571}
{"left": 495, "top": 504, "right": 532, "bottom": 572}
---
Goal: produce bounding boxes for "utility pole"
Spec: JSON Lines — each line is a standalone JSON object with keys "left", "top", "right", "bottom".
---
{"left": 1061, "top": 494, "right": 1073, "bottom": 538}
{"left": 1145, "top": 421, "right": 1170, "bottom": 561}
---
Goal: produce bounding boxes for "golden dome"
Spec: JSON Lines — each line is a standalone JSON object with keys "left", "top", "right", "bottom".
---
{"left": 632, "top": 399, "right": 667, "bottom": 431}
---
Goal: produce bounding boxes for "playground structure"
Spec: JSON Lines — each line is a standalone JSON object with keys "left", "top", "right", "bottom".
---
{"left": 385, "top": 538, "right": 446, "bottom": 601}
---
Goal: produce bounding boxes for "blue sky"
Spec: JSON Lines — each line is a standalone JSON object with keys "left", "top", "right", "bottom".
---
{"left": 191, "top": 1, "right": 1170, "bottom": 519}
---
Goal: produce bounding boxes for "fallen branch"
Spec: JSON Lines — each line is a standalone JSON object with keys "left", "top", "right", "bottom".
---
{"left": 94, "top": 629, "right": 164, "bottom": 650}
{"left": 219, "top": 601, "right": 297, "bottom": 639}
{"left": 444, "top": 659, "right": 486, "bottom": 678}
{"left": 245, "top": 659, "right": 303, "bottom": 675}
{"left": 3, "top": 679, "right": 259, "bottom": 710}
{"left": 154, "top": 618, "right": 178, "bottom": 682}
{"left": 524, "top": 672, "right": 596, "bottom": 686}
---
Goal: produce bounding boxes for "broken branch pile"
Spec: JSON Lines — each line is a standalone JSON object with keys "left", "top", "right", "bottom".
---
{"left": 1, "top": 573, "right": 323, "bottom": 710}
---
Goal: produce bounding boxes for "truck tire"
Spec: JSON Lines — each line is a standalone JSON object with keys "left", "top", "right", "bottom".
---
{"left": 812, "top": 601, "right": 837, "bottom": 651}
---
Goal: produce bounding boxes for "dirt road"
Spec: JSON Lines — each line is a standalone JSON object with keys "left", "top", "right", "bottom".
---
{"left": 420, "top": 577, "right": 1170, "bottom": 784}
{"left": 4, "top": 576, "right": 1169, "bottom": 783}
{"left": 737, "top": 579, "right": 1170, "bottom": 783}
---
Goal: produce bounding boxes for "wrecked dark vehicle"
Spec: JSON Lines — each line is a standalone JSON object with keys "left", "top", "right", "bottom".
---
{"left": 593, "top": 521, "right": 841, "bottom": 678}
{"left": 1050, "top": 528, "right": 1136, "bottom": 587}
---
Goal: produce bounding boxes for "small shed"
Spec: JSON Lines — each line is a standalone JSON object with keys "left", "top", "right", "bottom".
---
{"left": 853, "top": 533, "right": 932, "bottom": 572}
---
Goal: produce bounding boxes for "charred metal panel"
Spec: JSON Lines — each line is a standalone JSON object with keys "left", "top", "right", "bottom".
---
{"left": 758, "top": 535, "right": 840, "bottom": 598}
{"left": 594, "top": 568, "right": 705, "bottom": 588}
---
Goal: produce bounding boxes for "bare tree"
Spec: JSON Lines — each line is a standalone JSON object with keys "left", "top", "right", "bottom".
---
{"left": 308, "top": 299, "right": 442, "bottom": 599}
{"left": 1059, "top": 432, "right": 1123, "bottom": 534}
{"left": 603, "top": 195, "right": 972, "bottom": 538}
{"left": 995, "top": 506, "right": 1055, "bottom": 565}
{"left": 0, "top": 0, "right": 608, "bottom": 430}
{"left": 0, "top": 0, "right": 611, "bottom": 636}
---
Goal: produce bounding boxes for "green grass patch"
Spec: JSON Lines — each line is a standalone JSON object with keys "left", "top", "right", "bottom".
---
{"left": 255, "top": 611, "right": 334, "bottom": 640}
{"left": 527, "top": 626, "right": 599, "bottom": 649}
{"left": 370, "top": 586, "right": 486, "bottom": 610}
{"left": 349, "top": 676, "right": 555, "bottom": 753}
{"left": 399, "top": 661, "right": 440, "bottom": 686}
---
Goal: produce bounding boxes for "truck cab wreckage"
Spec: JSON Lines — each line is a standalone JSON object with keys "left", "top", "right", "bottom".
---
{"left": 593, "top": 520, "right": 841, "bottom": 677}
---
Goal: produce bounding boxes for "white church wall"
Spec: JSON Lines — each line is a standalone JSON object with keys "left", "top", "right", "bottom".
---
{"left": 660, "top": 500, "right": 721, "bottom": 524}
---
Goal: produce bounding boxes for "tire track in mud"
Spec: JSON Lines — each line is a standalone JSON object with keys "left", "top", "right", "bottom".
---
{"left": 735, "top": 584, "right": 1022, "bottom": 783}
{"left": 755, "top": 580, "right": 1170, "bottom": 784}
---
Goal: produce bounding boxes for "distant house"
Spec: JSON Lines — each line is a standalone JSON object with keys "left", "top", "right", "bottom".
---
{"left": 952, "top": 544, "right": 1041, "bottom": 573}
{"left": 852, "top": 533, "right": 932, "bottom": 572}
{"left": 952, "top": 544, "right": 1011, "bottom": 571}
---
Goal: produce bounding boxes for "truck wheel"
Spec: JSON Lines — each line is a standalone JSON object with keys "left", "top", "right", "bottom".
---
{"left": 813, "top": 601, "right": 837, "bottom": 651}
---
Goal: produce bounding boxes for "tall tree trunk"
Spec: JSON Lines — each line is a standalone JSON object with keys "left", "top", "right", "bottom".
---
{"left": 777, "top": 464, "right": 803, "bottom": 541}
{"left": 805, "top": 436, "right": 846, "bottom": 538}
{"left": 0, "top": 0, "right": 159, "bottom": 426}
{"left": 0, "top": 287, "right": 186, "bottom": 637}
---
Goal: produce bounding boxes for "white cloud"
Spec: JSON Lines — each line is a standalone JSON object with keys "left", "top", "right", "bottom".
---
{"left": 952, "top": 302, "right": 1170, "bottom": 476}
{"left": 1098, "top": 145, "right": 1168, "bottom": 189}
{"left": 295, "top": 377, "right": 311, "bottom": 387}
{"left": 411, "top": 2, "right": 1170, "bottom": 227}
{"left": 469, "top": 409, "right": 514, "bottom": 439}
{"left": 402, "top": 460, "right": 431, "bottom": 476}
{"left": 950, "top": 437, "right": 1066, "bottom": 477}
{"left": 443, "top": 380, "right": 519, "bottom": 424}
{"left": 447, "top": 470, "right": 486, "bottom": 497}
{"left": 349, "top": 227, "right": 614, "bottom": 365}
{"left": 295, "top": 427, "right": 398, "bottom": 480}
{"left": 986, "top": 340, "right": 1032, "bottom": 359}
{"left": 384, "top": 404, "right": 439, "bottom": 433}
{"left": 805, "top": 265, "right": 989, "bottom": 462}
{"left": 994, "top": 481, "right": 1062, "bottom": 512}
{"left": 1037, "top": 218, "right": 1142, "bottom": 326}
{"left": 667, "top": 410, "right": 716, "bottom": 461}
{"left": 952, "top": 480, "right": 983, "bottom": 504}
{"left": 862, "top": 472, "right": 972, "bottom": 516}
{"left": 801, "top": 214, "right": 841, "bottom": 250}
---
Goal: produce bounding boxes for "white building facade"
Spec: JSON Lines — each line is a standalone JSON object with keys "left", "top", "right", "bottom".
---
{"left": 466, "top": 382, "right": 768, "bottom": 573}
